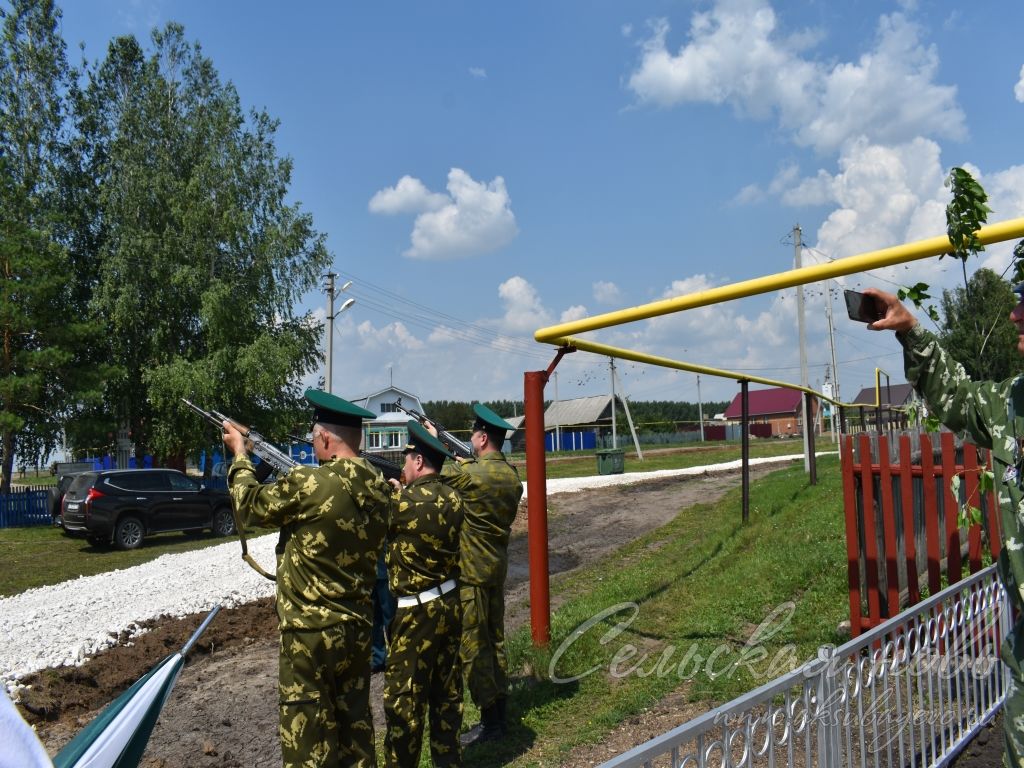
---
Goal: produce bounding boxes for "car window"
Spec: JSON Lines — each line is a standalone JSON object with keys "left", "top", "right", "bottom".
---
{"left": 107, "top": 472, "right": 170, "bottom": 492}
{"left": 68, "top": 473, "right": 98, "bottom": 493}
{"left": 167, "top": 472, "right": 199, "bottom": 492}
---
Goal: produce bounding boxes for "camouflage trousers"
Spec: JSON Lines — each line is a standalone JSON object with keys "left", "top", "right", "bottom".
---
{"left": 383, "top": 590, "right": 463, "bottom": 767}
{"left": 1001, "top": 617, "right": 1024, "bottom": 767}
{"left": 459, "top": 583, "right": 507, "bottom": 710}
{"left": 279, "top": 622, "right": 375, "bottom": 768}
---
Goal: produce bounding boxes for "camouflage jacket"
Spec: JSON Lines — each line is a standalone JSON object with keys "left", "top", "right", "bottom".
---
{"left": 228, "top": 454, "right": 390, "bottom": 631}
{"left": 900, "top": 323, "right": 1024, "bottom": 607}
{"left": 441, "top": 451, "right": 523, "bottom": 586}
{"left": 387, "top": 474, "right": 462, "bottom": 597}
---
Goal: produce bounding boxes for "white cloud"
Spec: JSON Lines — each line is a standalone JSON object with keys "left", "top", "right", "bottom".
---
{"left": 592, "top": 281, "right": 621, "bottom": 304}
{"left": 368, "top": 176, "right": 448, "bottom": 215}
{"left": 371, "top": 169, "right": 518, "bottom": 260}
{"left": 469, "top": 67, "right": 487, "bottom": 79}
{"left": 497, "top": 276, "right": 552, "bottom": 333}
{"left": 627, "top": 3, "right": 965, "bottom": 154}
{"left": 560, "top": 305, "right": 589, "bottom": 323}
{"left": 1016, "top": 64, "right": 1024, "bottom": 102}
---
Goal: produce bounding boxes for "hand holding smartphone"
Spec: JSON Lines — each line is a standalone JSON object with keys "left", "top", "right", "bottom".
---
{"left": 844, "top": 289, "right": 884, "bottom": 323}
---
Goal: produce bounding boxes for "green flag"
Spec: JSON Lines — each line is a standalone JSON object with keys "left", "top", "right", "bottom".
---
{"left": 52, "top": 605, "right": 221, "bottom": 768}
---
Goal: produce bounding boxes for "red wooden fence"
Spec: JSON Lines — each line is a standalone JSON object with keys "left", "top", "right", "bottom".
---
{"left": 841, "top": 430, "right": 1001, "bottom": 636}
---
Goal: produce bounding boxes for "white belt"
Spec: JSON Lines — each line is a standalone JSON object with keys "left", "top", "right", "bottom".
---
{"left": 396, "top": 578, "right": 457, "bottom": 609}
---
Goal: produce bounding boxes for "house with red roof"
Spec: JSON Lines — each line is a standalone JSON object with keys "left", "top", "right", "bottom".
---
{"left": 722, "top": 386, "right": 817, "bottom": 437}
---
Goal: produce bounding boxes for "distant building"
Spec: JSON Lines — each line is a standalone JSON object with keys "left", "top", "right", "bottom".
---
{"left": 722, "top": 387, "right": 817, "bottom": 438}
{"left": 845, "top": 382, "right": 917, "bottom": 431}
{"left": 506, "top": 393, "right": 632, "bottom": 451}
{"left": 350, "top": 385, "right": 423, "bottom": 457}
{"left": 848, "top": 382, "right": 916, "bottom": 408}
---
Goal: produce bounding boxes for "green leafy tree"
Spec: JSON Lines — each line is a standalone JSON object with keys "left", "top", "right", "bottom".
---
{"left": 0, "top": 0, "right": 108, "bottom": 490}
{"left": 938, "top": 267, "right": 1024, "bottom": 383}
{"left": 67, "top": 23, "right": 328, "bottom": 465}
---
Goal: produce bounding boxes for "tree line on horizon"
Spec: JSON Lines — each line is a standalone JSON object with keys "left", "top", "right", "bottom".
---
{"left": 422, "top": 399, "right": 733, "bottom": 437}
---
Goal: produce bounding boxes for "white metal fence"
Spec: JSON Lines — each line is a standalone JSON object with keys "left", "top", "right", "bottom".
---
{"left": 599, "top": 565, "right": 1008, "bottom": 768}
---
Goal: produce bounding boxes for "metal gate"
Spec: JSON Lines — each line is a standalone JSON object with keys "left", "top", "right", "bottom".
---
{"left": 599, "top": 565, "right": 1008, "bottom": 767}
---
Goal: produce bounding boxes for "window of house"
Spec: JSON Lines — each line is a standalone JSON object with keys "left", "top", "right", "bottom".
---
{"left": 380, "top": 402, "right": 400, "bottom": 413}
{"left": 367, "top": 432, "right": 382, "bottom": 449}
{"left": 387, "top": 431, "right": 403, "bottom": 448}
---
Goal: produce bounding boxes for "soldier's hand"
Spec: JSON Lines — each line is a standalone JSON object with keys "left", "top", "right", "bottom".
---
{"left": 863, "top": 287, "right": 917, "bottom": 333}
{"left": 388, "top": 477, "right": 402, "bottom": 491}
{"left": 222, "top": 421, "right": 247, "bottom": 456}
{"left": 422, "top": 420, "right": 440, "bottom": 438}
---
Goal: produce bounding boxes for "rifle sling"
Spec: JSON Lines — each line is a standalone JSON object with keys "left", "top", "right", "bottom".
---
{"left": 232, "top": 500, "right": 276, "bottom": 581}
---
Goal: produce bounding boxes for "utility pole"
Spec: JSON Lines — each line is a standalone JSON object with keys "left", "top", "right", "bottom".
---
{"left": 794, "top": 225, "right": 810, "bottom": 471}
{"left": 553, "top": 371, "right": 561, "bottom": 451}
{"left": 824, "top": 281, "right": 841, "bottom": 442}
{"left": 325, "top": 273, "right": 336, "bottom": 393}
{"left": 697, "top": 374, "right": 705, "bottom": 442}
{"left": 609, "top": 358, "right": 618, "bottom": 449}
{"left": 323, "top": 273, "right": 354, "bottom": 394}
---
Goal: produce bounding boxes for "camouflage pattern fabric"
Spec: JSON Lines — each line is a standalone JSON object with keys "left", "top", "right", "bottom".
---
{"left": 229, "top": 454, "right": 390, "bottom": 768}
{"left": 384, "top": 474, "right": 463, "bottom": 767}
{"left": 383, "top": 593, "right": 462, "bottom": 767}
{"left": 279, "top": 625, "right": 374, "bottom": 768}
{"left": 442, "top": 452, "right": 522, "bottom": 709}
{"left": 900, "top": 324, "right": 1024, "bottom": 765}
{"left": 442, "top": 452, "right": 523, "bottom": 587}
{"left": 459, "top": 583, "right": 507, "bottom": 711}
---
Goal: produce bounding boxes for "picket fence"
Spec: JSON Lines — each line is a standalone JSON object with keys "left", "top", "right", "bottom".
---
{"left": 0, "top": 486, "right": 53, "bottom": 528}
{"left": 841, "top": 430, "right": 1000, "bottom": 635}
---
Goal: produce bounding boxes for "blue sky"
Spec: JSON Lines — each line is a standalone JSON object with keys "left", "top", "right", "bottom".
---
{"left": 56, "top": 1, "right": 1024, "bottom": 408}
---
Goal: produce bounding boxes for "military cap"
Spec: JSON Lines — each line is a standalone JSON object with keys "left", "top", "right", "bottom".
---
{"left": 305, "top": 388, "right": 375, "bottom": 428}
{"left": 403, "top": 419, "right": 454, "bottom": 467}
{"left": 471, "top": 402, "right": 514, "bottom": 434}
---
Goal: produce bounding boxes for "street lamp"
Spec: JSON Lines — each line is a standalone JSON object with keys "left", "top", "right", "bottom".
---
{"left": 325, "top": 275, "right": 354, "bottom": 393}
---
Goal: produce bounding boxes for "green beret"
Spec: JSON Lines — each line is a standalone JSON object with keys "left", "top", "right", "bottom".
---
{"left": 471, "top": 402, "right": 514, "bottom": 433}
{"left": 403, "top": 419, "right": 454, "bottom": 467}
{"left": 305, "top": 388, "right": 375, "bottom": 428}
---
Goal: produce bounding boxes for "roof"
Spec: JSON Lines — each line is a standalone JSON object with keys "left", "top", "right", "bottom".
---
{"left": 350, "top": 385, "right": 420, "bottom": 407}
{"left": 504, "top": 395, "right": 617, "bottom": 431}
{"left": 849, "top": 382, "right": 916, "bottom": 407}
{"left": 546, "top": 394, "right": 614, "bottom": 428}
{"left": 722, "top": 387, "right": 804, "bottom": 419}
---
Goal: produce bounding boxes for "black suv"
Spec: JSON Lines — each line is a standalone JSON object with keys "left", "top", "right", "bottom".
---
{"left": 61, "top": 469, "right": 236, "bottom": 550}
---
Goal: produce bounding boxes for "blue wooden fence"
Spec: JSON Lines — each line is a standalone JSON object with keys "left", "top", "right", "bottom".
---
{"left": 0, "top": 487, "right": 52, "bottom": 528}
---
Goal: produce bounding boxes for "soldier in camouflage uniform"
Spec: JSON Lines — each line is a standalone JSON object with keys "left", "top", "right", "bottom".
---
{"left": 383, "top": 420, "right": 464, "bottom": 767}
{"left": 223, "top": 389, "right": 390, "bottom": 768}
{"left": 866, "top": 286, "right": 1024, "bottom": 766}
{"left": 435, "top": 404, "right": 523, "bottom": 746}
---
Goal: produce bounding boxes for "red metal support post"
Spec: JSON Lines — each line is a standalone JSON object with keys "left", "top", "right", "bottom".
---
{"left": 524, "top": 347, "right": 572, "bottom": 648}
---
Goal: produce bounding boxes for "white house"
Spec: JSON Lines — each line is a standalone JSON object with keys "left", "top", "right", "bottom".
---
{"left": 350, "top": 385, "right": 425, "bottom": 454}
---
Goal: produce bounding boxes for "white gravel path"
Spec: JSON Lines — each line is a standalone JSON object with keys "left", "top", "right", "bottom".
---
{"left": 1, "top": 453, "right": 816, "bottom": 691}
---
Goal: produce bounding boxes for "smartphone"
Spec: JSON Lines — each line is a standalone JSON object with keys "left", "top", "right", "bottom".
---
{"left": 844, "top": 289, "right": 884, "bottom": 323}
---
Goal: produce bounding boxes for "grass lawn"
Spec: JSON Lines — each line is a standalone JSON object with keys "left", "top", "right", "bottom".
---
{"left": 516, "top": 436, "right": 825, "bottom": 480}
{"left": 463, "top": 455, "right": 847, "bottom": 767}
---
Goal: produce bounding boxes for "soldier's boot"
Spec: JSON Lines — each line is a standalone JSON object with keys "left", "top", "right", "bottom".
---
{"left": 459, "top": 701, "right": 505, "bottom": 747}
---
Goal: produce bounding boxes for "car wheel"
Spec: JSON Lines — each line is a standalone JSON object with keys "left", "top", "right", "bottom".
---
{"left": 114, "top": 516, "right": 145, "bottom": 550}
{"left": 212, "top": 507, "right": 236, "bottom": 537}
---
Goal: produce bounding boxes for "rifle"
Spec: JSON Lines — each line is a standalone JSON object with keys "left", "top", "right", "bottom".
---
{"left": 392, "top": 398, "right": 473, "bottom": 459}
{"left": 183, "top": 399, "right": 297, "bottom": 475}
{"left": 182, "top": 398, "right": 295, "bottom": 581}
{"left": 289, "top": 434, "right": 403, "bottom": 482}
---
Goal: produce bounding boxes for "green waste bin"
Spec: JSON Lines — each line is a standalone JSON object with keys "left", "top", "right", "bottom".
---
{"left": 596, "top": 448, "right": 625, "bottom": 475}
